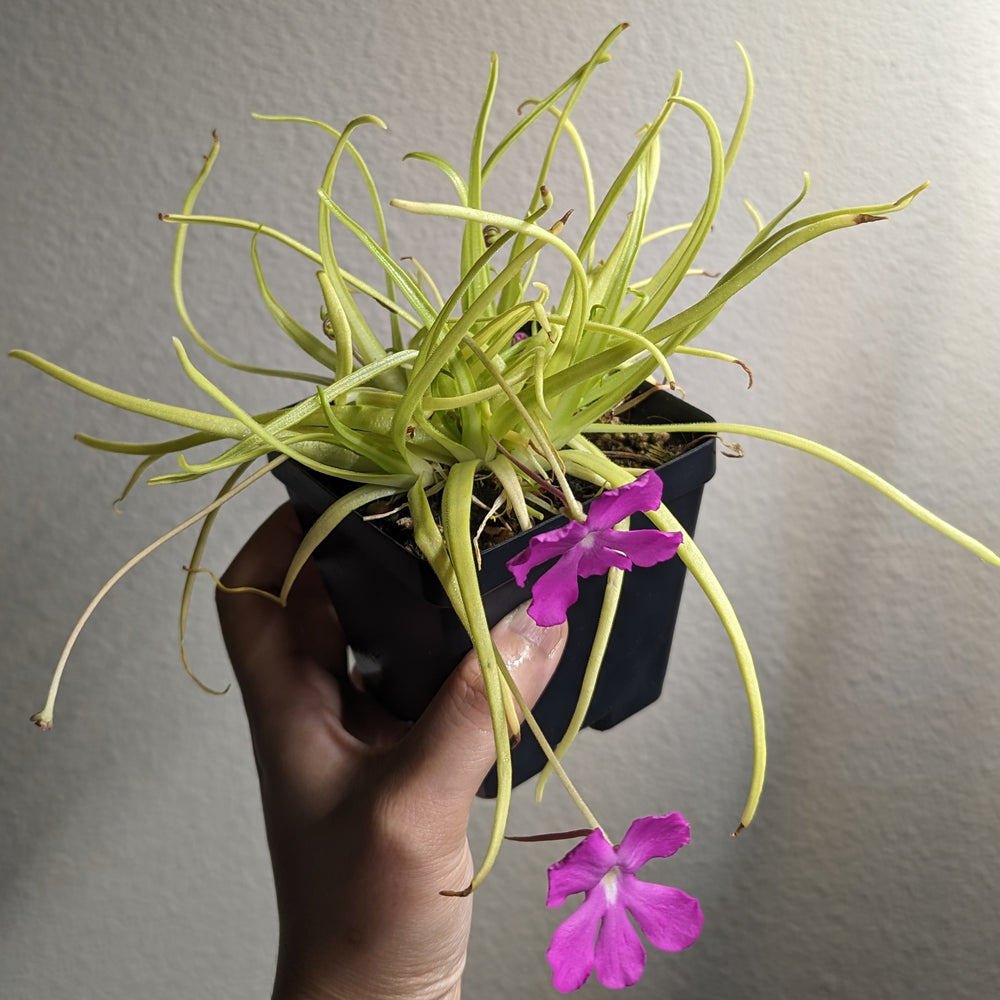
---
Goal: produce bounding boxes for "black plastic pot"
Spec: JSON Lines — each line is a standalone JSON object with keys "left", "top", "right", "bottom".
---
{"left": 273, "top": 390, "right": 715, "bottom": 796}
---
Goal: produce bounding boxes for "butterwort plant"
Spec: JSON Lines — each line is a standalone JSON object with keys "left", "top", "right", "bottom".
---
{"left": 13, "top": 23, "right": 1000, "bottom": 991}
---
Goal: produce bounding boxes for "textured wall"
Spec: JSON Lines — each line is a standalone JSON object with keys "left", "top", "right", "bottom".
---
{"left": 2, "top": 0, "right": 998, "bottom": 997}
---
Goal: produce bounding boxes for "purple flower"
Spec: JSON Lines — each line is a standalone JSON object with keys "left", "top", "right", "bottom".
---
{"left": 506, "top": 470, "right": 683, "bottom": 627}
{"left": 546, "top": 813, "right": 703, "bottom": 992}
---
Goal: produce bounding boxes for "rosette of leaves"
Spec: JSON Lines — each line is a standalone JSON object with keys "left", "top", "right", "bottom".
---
{"left": 13, "top": 23, "right": 997, "bottom": 894}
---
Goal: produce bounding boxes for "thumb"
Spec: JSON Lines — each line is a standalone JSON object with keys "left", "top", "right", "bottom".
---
{"left": 398, "top": 603, "right": 568, "bottom": 812}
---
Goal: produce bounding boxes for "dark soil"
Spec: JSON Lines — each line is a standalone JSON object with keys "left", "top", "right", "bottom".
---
{"left": 357, "top": 415, "right": 692, "bottom": 557}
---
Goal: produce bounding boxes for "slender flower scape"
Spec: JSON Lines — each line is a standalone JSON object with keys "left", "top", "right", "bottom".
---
{"left": 506, "top": 470, "right": 684, "bottom": 626}
{"left": 545, "top": 813, "right": 703, "bottom": 992}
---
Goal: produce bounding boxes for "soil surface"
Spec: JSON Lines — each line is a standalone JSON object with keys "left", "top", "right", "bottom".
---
{"left": 357, "top": 414, "right": 694, "bottom": 556}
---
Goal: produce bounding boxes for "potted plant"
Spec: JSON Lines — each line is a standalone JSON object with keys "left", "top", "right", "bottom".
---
{"left": 273, "top": 382, "right": 718, "bottom": 798}
{"left": 12, "top": 22, "right": 998, "bottom": 991}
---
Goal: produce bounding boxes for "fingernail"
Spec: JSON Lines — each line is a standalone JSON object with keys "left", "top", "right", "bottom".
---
{"left": 502, "top": 601, "right": 567, "bottom": 658}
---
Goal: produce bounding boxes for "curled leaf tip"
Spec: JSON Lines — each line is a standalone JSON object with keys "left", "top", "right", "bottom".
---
{"left": 505, "top": 828, "right": 594, "bottom": 843}
{"left": 439, "top": 883, "right": 474, "bottom": 898}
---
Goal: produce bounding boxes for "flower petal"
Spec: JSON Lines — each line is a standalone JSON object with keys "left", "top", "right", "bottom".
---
{"left": 575, "top": 539, "right": 633, "bottom": 578}
{"left": 506, "top": 522, "right": 587, "bottom": 586}
{"left": 526, "top": 547, "right": 585, "bottom": 626}
{"left": 620, "top": 875, "right": 704, "bottom": 952}
{"left": 593, "top": 890, "right": 647, "bottom": 989}
{"left": 586, "top": 470, "right": 663, "bottom": 531}
{"left": 616, "top": 813, "right": 691, "bottom": 872}
{"left": 547, "top": 828, "right": 616, "bottom": 907}
{"left": 596, "top": 526, "right": 683, "bottom": 568}
{"left": 547, "top": 889, "right": 607, "bottom": 993}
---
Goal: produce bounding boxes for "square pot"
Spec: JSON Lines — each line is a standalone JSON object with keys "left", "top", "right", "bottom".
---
{"left": 273, "top": 390, "right": 716, "bottom": 796}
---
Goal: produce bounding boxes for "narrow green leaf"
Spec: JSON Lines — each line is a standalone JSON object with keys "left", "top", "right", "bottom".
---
{"left": 10, "top": 350, "right": 248, "bottom": 437}
{"left": 595, "top": 420, "right": 1000, "bottom": 567}
{"left": 249, "top": 230, "right": 341, "bottom": 373}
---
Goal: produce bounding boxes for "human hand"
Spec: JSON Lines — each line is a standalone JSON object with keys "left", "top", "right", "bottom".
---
{"left": 216, "top": 504, "right": 568, "bottom": 1000}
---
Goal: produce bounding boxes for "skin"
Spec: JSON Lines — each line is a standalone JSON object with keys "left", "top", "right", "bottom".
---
{"left": 216, "top": 504, "right": 568, "bottom": 1000}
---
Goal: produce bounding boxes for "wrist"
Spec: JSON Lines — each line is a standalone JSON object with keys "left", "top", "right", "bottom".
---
{"left": 272, "top": 985, "right": 461, "bottom": 1000}
{"left": 271, "top": 962, "right": 462, "bottom": 1000}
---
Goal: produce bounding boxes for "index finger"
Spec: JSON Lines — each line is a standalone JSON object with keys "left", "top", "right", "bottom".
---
{"left": 217, "top": 504, "right": 346, "bottom": 727}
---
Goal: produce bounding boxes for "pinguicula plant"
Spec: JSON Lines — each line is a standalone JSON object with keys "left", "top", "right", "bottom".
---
{"left": 13, "top": 23, "right": 1000, "bottom": 992}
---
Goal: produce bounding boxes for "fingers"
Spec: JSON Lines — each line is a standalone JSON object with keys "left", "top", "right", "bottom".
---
{"left": 218, "top": 509, "right": 568, "bottom": 827}
{"left": 217, "top": 505, "right": 351, "bottom": 766}
{"left": 219, "top": 503, "right": 306, "bottom": 596}
{"left": 397, "top": 604, "right": 568, "bottom": 813}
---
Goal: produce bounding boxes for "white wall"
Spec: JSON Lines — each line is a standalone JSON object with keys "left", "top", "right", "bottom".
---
{"left": 2, "top": 0, "right": 998, "bottom": 997}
